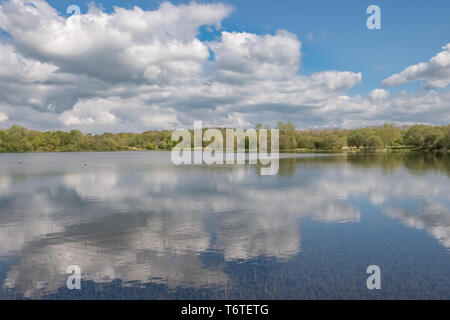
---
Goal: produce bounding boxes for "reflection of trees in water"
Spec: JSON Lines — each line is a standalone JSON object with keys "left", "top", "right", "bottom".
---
{"left": 277, "top": 158, "right": 296, "bottom": 177}
{"left": 402, "top": 152, "right": 450, "bottom": 176}
{"left": 296, "top": 152, "right": 450, "bottom": 177}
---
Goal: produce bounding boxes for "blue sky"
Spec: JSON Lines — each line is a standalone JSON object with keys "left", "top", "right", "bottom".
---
{"left": 0, "top": 0, "right": 449, "bottom": 131}
{"left": 45, "top": 0, "right": 450, "bottom": 95}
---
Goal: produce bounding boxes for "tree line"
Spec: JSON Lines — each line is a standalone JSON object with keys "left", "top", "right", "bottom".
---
{"left": 276, "top": 122, "right": 450, "bottom": 151}
{"left": 0, "top": 122, "right": 449, "bottom": 153}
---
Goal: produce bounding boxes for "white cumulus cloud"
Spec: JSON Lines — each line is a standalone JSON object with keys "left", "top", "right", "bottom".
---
{"left": 383, "top": 43, "right": 450, "bottom": 89}
{"left": 0, "top": 0, "right": 448, "bottom": 132}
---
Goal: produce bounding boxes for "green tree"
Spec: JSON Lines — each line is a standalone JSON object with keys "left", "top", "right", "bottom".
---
{"left": 348, "top": 130, "right": 365, "bottom": 148}
{"left": 377, "top": 122, "right": 403, "bottom": 147}
{"left": 278, "top": 121, "right": 297, "bottom": 150}
{"left": 295, "top": 132, "right": 315, "bottom": 149}
{"left": 438, "top": 125, "right": 450, "bottom": 149}
{"left": 2, "top": 125, "right": 34, "bottom": 152}
{"left": 404, "top": 125, "right": 444, "bottom": 150}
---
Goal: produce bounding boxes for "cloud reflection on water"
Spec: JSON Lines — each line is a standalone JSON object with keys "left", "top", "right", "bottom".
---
{"left": 0, "top": 152, "right": 448, "bottom": 297}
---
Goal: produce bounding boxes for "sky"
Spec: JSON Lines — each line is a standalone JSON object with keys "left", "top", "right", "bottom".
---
{"left": 0, "top": 0, "right": 449, "bottom": 132}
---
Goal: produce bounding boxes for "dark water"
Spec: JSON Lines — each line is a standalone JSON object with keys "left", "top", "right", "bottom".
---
{"left": 0, "top": 152, "right": 449, "bottom": 299}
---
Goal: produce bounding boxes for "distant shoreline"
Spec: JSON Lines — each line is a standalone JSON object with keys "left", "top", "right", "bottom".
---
{"left": 0, "top": 148, "right": 448, "bottom": 154}
{"left": 1, "top": 123, "right": 449, "bottom": 153}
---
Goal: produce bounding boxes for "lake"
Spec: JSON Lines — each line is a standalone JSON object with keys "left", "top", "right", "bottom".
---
{"left": 0, "top": 152, "right": 449, "bottom": 299}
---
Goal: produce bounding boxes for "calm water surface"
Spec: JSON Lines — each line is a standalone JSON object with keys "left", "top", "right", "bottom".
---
{"left": 0, "top": 152, "right": 449, "bottom": 299}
